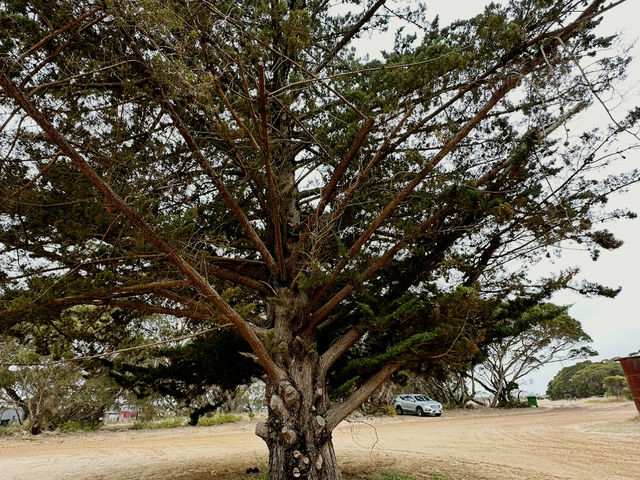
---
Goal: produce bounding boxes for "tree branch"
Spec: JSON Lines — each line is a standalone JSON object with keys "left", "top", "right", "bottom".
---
{"left": 0, "top": 70, "right": 284, "bottom": 380}
{"left": 313, "top": 0, "right": 387, "bottom": 74}
{"left": 17, "top": 7, "right": 102, "bottom": 61}
{"left": 322, "top": 54, "right": 548, "bottom": 288}
{"left": 257, "top": 62, "right": 286, "bottom": 279}
{"left": 320, "top": 324, "right": 368, "bottom": 374}
{"left": 290, "top": 116, "right": 374, "bottom": 272}
{"left": 19, "top": 12, "right": 107, "bottom": 89}
{"left": 97, "top": 299, "right": 211, "bottom": 320}
{"left": 206, "top": 265, "right": 271, "bottom": 294}
{"left": 326, "top": 361, "right": 401, "bottom": 430}
{"left": 120, "top": 27, "right": 280, "bottom": 277}
{"left": 308, "top": 65, "right": 593, "bottom": 325}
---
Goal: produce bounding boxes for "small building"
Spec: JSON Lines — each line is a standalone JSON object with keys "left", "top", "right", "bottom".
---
{"left": 103, "top": 408, "right": 137, "bottom": 423}
{"left": 0, "top": 407, "right": 25, "bottom": 427}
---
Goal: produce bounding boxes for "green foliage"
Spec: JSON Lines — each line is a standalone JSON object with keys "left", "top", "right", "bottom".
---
{"left": 366, "top": 473, "right": 416, "bottom": 480}
{"left": 298, "top": 261, "right": 331, "bottom": 292}
{"left": 0, "top": 422, "right": 23, "bottom": 436}
{"left": 547, "top": 361, "right": 625, "bottom": 399}
{"left": 108, "top": 329, "right": 260, "bottom": 423}
{"left": 475, "top": 302, "right": 595, "bottom": 406}
{"left": 197, "top": 413, "right": 242, "bottom": 426}
{"left": 131, "top": 416, "right": 187, "bottom": 430}
{"left": 262, "top": 329, "right": 288, "bottom": 355}
{"left": 496, "top": 399, "right": 530, "bottom": 409}
{"left": 0, "top": 0, "right": 637, "bottom": 476}
{"left": 0, "top": 338, "right": 120, "bottom": 434}
{"left": 602, "top": 375, "right": 629, "bottom": 398}
{"left": 359, "top": 401, "right": 396, "bottom": 416}
{"left": 59, "top": 420, "right": 101, "bottom": 432}
{"left": 332, "top": 376, "right": 360, "bottom": 399}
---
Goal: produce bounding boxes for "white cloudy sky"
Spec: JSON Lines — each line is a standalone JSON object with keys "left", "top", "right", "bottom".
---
{"left": 353, "top": 0, "right": 640, "bottom": 394}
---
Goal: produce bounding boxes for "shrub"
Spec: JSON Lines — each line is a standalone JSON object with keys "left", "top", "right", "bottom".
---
{"left": 131, "top": 416, "right": 187, "bottom": 430}
{"left": 197, "top": 413, "right": 242, "bottom": 426}
{"left": 547, "top": 361, "right": 624, "bottom": 400}
{"left": 0, "top": 422, "right": 23, "bottom": 436}
{"left": 59, "top": 420, "right": 100, "bottom": 432}
{"left": 496, "top": 399, "right": 529, "bottom": 409}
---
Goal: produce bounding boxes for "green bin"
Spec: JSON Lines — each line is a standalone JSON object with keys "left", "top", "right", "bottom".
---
{"left": 527, "top": 396, "right": 538, "bottom": 408}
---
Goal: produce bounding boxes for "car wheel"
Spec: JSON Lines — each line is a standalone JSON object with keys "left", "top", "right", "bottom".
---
{"left": 395, "top": 405, "right": 403, "bottom": 415}
{"left": 416, "top": 407, "right": 424, "bottom": 417}
{"left": 435, "top": 413, "right": 441, "bottom": 417}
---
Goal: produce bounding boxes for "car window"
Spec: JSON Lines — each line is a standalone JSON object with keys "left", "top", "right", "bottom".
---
{"left": 415, "top": 395, "right": 429, "bottom": 401}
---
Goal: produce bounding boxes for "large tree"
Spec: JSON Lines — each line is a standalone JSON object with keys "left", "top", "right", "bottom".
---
{"left": 0, "top": 337, "right": 122, "bottom": 434}
{"left": 1, "top": 1, "right": 638, "bottom": 478}
{"left": 473, "top": 303, "right": 595, "bottom": 406}
{"left": 546, "top": 360, "right": 625, "bottom": 399}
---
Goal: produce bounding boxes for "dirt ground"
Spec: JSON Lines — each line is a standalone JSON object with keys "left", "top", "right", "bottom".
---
{"left": 1, "top": 399, "right": 638, "bottom": 480}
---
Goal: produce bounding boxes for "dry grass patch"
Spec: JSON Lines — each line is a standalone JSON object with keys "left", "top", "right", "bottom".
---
{"left": 583, "top": 396, "right": 632, "bottom": 404}
{"left": 586, "top": 414, "right": 640, "bottom": 434}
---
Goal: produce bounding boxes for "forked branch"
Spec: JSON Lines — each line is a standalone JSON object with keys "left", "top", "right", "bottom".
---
{"left": 313, "top": 0, "right": 387, "bottom": 74}
{"left": 0, "top": 70, "right": 284, "bottom": 380}
{"left": 258, "top": 62, "right": 286, "bottom": 279}
{"left": 121, "top": 28, "right": 280, "bottom": 276}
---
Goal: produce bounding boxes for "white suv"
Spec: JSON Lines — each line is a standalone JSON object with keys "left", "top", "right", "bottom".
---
{"left": 394, "top": 394, "right": 443, "bottom": 417}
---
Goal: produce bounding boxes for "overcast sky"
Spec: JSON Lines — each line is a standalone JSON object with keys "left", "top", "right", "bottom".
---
{"left": 355, "top": 0, "right": 640, "bottom": 395}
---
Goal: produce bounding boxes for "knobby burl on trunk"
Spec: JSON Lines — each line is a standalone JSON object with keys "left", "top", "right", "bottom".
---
{"left": 258, "top": 340, "right": 340, "bottom": 480}
{"left": 251, "top": 287, "right": 342, "bottom": 480}
{"left": 253, "top": 290, "right": 398, "bottom": 480}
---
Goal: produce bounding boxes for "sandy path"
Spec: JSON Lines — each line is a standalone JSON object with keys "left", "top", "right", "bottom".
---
{"left": 1, "top": 400, "right": 637, "bottom": 480}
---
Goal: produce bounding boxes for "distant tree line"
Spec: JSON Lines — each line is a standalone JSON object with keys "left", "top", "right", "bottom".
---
{"left": 546, "top": 359, "right": 631, "bottom": 400}
{"left": 358, "top": 302, "right": 597, "bottom": 410}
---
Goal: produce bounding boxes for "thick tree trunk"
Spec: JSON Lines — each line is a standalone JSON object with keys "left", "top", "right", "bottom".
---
{"left": 256, "top": 337, "right": 342, "bottom": 480}
{"left": 267, "top": 428, "right": 342, "bottom": 480}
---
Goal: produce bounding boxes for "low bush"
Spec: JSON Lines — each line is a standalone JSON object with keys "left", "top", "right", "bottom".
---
{"left": 0, "top": 422, "right": 23, "bottom": 436}
{"left": 59, "top": 420, "right": 101, "bottom": 432}
{"left": 359, "top": 399, "right": 396, "bottom": 416}
{"left": 197, "top": 413, "right": 242, "bottom": 426}
{"left": 131, "top": 416, "right": 187, "bottom": 430}
{"left": 496, "top": 399, "right": 529, "bottom": 409}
